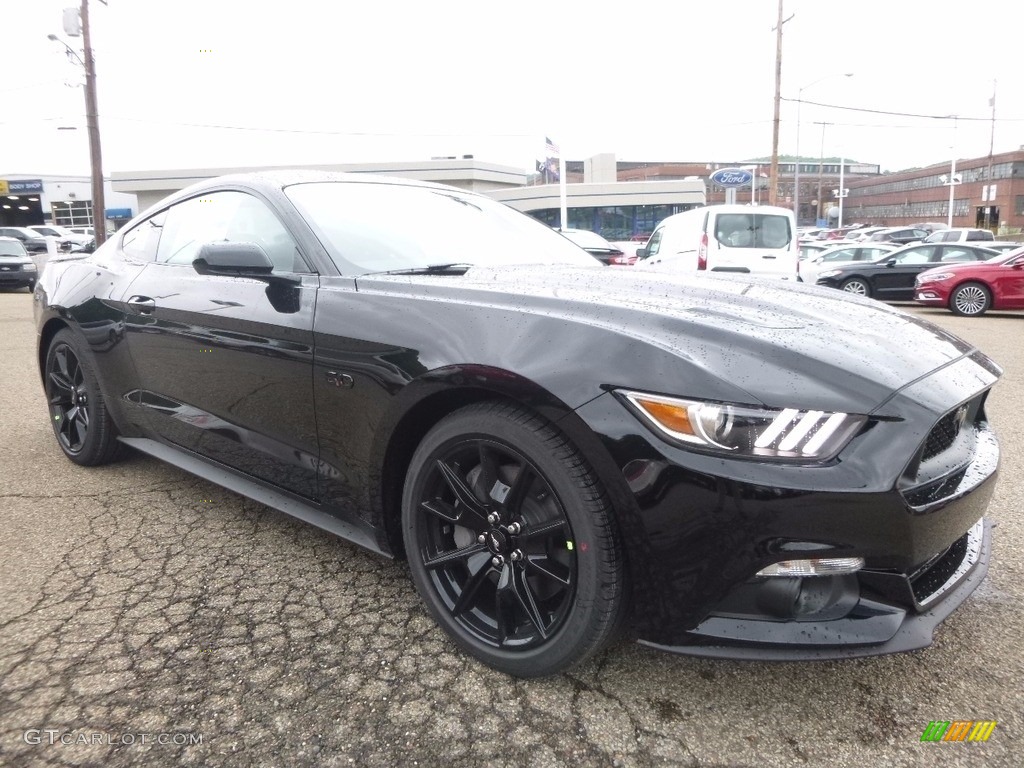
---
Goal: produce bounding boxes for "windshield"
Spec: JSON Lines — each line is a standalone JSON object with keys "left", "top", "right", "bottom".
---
{"left": 0, "top": 241, "right": 27, "bottom": 256}
{"left": 987, "top": 247, "right": 1024, "bottom": 263}
{"left": 285, "top": 181, "right": 600, "bottom": 274}
{"left": 561, "top": 230, "right": 615, "bottom": 250}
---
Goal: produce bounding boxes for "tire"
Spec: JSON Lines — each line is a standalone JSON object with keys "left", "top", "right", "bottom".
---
{"left": 44, "top": 329, "right": 122, "bottom": 466}
{"left": 950, "top": 282, "right": 991, "bottom": 317}
{"left": 402, "top": 401, "right": 625, "bottom": 677}
{"left": 841, "top": 277, "right": 871, "bottom": 298}
{"left": 27, "top": 280, "right": 36, "bottom": 292}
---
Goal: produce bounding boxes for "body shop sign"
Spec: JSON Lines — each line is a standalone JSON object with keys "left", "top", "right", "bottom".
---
{"left": 710, "top": 168, "right": 753, "bottom": 188}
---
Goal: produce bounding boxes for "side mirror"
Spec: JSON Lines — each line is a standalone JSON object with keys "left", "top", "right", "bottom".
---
{"left": 636, "top": 247, "right": 647, "bottom": 259}
{"left": 193, "top": 242, "right": 273, "bottom": 277}
{"left": 1012, "top": 259, "right": 1024, "bottom": 270}
{"left": 192, "top": 242, "right": 299, "bottom": 285}
{"left": 884, "top": 257, "right": 897, "bottom": 267}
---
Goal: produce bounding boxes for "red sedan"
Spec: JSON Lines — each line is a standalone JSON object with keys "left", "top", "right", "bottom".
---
{"left": 914, "top": 247, "right": 1024, "bottom": 316}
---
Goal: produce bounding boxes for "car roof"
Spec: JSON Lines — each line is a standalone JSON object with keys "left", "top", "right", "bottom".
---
{"left": 129, "top": 169, "right": 485, "bottom": 229}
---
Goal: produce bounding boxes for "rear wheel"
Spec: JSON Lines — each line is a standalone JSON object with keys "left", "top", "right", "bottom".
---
{"left": 44, "top": 329, "right": 121, "bottom": 466}
{"left": 950, "top": 282, "right": 991, "bottom": 317}
{"left": 402, "top": 402, "right": 625, "bottom": 677}
{"left": 841, "top": 277, "right": 871, "bottom": 298}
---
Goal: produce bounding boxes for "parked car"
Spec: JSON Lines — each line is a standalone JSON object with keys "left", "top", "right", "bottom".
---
{"left": 915, "top": 247, "right": 1024, "bottom": 316}
{"left": 816, "top": 243, "right": 1000, "bottom": 301}
{"left": 844, "top": 227, "right": 887, "bottom": 241}
{"left": 635, "top": 204, "right": 798, "bottom": 280}
{"left": 0, "top": 226, "right": 50, "bottom": 253}
{"left": 985, "top": 241, "right": 1024, "bottom": 253}
{"left": 0, "top": 236, "right": 38, "bottom": 291}
{"left": 557, "top": 228, "right": 635, "bottom": 265}
{"left": 35, "top": 171, "right": 1001, "bottom": 676}
{"left": 798, "top": 241, "right": 832, "bottom": 262}
{"left": 799, "top": 242, "right": 900, "bottom": 285}
{"left": 924, "top": 228, "right": 995, "bottom": 244}
{"left": 867, "top": 227, "right": 930, "bottom": 245}
{"left": 28, "top": 224, "right": 93, "bottom": 247}
{"left": 911, "top": 222, "right": 950, "bottom": 234}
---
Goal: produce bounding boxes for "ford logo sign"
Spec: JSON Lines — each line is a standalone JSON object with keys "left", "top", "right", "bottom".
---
{"left": 710, "top": 168, "right": 754, "bottom": 187}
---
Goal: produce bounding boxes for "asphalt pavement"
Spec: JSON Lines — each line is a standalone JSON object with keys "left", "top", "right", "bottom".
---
{"left": 0, "top": 288, "right": 1020, "bottom": 767}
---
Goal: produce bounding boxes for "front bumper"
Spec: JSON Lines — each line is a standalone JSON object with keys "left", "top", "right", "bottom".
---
{"left": 640, "top": 517, "right": 991, "bottom": 660}
{"left": 571, "top": 352, "right": 1001, "bottom": 660}
{"left": 914, "top": 288, "right": 947, "bottom": 305}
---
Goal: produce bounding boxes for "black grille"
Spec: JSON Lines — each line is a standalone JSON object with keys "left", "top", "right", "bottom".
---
{"left": 0, "top": 264, "right": 21, "bottom": 273}
{"left": 910, "top": 533, "right": 968, "bottom": 604}
{"left": 922, "top": 408, "right": 964, "bottom": 461}
{"left": 903, "top": 468, "right": 967, "bottom": 507}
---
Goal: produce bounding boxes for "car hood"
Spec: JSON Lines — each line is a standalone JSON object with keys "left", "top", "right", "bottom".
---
{"left": 919, "top": 261, "right": 1005, "bottom": 276}
{"left": 361, "top": 264, "right": 994, "bottom": 415}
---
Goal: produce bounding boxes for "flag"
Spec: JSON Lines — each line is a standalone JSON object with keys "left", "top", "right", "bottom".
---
{"left": 540, "top": 136, "right": 560, "bottom": 184}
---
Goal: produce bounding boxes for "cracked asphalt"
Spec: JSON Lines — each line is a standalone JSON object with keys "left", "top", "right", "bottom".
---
{"left": 0, "top": 289, "right": 1021, "bottom": 767}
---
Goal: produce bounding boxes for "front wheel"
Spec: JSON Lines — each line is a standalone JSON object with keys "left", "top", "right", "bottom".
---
{"left": 402, "top": 401, "right": 626, "bottom": 677}
{"left": 950, "top": 282, "right": 991, "bottom": 317}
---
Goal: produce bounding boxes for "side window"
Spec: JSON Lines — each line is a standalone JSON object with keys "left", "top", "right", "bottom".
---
{"left": 644, "top": 229, "right": 663, "bottom": 258}
{"left": 823, "top": 248, "right": 855, "bottom": 262}
{"left": 120, "top": 212, "right": 165, "bottom": 262}
{"left": 157, "top": 191, "right": 308, "bottom": 273}
{"left": 942, "top": 231, "right": 956, "bottom": 242}
{"left": 940, "top": 247, "right": 976, "bottom": 262}
{"left": 894, "top": 246, "right": 935, "bottom": 264}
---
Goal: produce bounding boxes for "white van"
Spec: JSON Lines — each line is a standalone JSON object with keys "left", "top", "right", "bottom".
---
{"left": 635, "top": 204, "right": 799, "bottom": 280}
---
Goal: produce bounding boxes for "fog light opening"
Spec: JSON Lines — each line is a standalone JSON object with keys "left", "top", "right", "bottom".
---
{"left": 756, "top": 557, "right": 864, "bottom": 578}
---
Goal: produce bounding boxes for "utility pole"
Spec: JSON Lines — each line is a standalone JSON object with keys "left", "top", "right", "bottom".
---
{"left": 985, "top": 79, "right": 997, "bottom": 229}
{"left": 768, "top": 0, "right": 793, "bottom": 207}
{"left": 81, "top": 0, "right": 106, "bottom": 246}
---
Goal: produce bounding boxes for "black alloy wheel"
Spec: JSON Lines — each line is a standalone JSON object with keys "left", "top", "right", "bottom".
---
{"left": 841, "top": 277, "right": 871, "bottom": 297}
{"left": 950, "top": 282, "right": 991, "bottom": 317}
{"left": 403, "top": 402, "right": 625, "bottom": 677}
{"left": 45, "top": 329, "right": 121, "bottom": 466}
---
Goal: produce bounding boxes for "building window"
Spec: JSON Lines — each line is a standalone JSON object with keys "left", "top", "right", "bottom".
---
{"left": 51, "top": 201, "right": 93, "bottom": 227}
{"left": 528, "top": 204, "right": 698, "bottom": 240}
{"left": 1015, "top": 195, "right": 1024, "bottom": 216}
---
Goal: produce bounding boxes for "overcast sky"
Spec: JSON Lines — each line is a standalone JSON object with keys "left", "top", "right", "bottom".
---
{"left": 4, "top": 0, "right": 1023, "bottom": 178}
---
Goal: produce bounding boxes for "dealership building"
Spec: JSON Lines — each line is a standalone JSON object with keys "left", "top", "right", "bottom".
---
{"left": 104, "top": 147, "right": 1024, "bottom": 240}
{"left": 0, "top": 174, "right": 138, "bottom": 231}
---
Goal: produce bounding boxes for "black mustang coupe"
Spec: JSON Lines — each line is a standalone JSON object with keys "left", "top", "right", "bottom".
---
{"left": 34, "top": 172, "right": 1001, "bottom": 677}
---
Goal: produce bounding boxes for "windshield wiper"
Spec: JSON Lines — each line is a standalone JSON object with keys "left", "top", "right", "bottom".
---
{"left": 357, "top": 263, "right": 474, "bottom": 277}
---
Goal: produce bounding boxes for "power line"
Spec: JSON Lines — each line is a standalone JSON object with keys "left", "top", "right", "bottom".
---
{"left": 782, "top": 97, "right": 1024, "bottom": 122}
{"left": 104, "top": 117, "right": 537, "bottom": 138}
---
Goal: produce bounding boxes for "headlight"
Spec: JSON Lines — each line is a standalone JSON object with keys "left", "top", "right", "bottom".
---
{"left": 818, "top": 269, "right": 843, "bottom": 279}
{"left": 23, "top": 263, "right": 37, "bottom": 272}
{"left": 620, "top": 391, "right": 867, "bottom": 460}
{"left": 917, "top": 272, "right": 953, "bottom": 284}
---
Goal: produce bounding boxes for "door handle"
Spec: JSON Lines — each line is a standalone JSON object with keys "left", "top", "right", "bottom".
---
{"left": 127, "top": 295, "right": 156, "bottom": 314}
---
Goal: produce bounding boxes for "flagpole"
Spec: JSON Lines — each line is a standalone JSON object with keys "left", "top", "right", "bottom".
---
{"left": 559, "top": 155, "right": 567, "bottom": 230}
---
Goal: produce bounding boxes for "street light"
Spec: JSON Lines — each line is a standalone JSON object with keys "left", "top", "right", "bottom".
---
{"left": 794, "top": 73, "right": 852, "bottom": 226}
{"left": 46, "top": 3, "right": 106, "bottom": 246}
